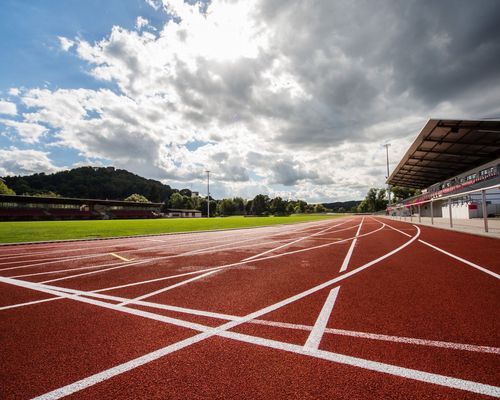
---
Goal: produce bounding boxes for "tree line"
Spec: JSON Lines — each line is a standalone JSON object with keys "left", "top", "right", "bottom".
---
{"left": 356, "top": 186, "right": 421, "bottom": 213}
{"left": 162, "top": 192, "right": 328, "bottom": 217}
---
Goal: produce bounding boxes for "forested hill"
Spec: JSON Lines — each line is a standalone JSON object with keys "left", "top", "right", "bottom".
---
{"left": 322, "top": 200, "right": 361, "bottom": 212}
{"left": 2, "top": 167, "right": 178, "bottom": 202}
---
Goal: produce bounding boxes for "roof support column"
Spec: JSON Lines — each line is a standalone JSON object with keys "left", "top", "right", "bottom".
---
{"left": 430, "top": 200, "right": 434, "bottom": 225}
{"left": 448, "top": 198, "right": 453, "bottom": 228}
{"left": 481, "top": 190, "right": 489, "bottom": 233}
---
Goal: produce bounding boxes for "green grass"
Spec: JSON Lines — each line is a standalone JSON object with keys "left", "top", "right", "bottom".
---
{"left": 0, "top": 215, "right": 345, "bottom": 244}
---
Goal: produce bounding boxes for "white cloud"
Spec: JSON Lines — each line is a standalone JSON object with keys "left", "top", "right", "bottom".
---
{"left": 0, "top": 100, "right": 17, "bottom": 115}
{"left": 136, "top": 16, "right": 149, "bottom": 30}
{"left": 1, "top": 119, "right": 47, "bottom": 143}
{"left": 6, "top": 0, "right": 500, "bottom": 201}
{"left": 0, "top": 147, "right": 60, "bottom": 177}
{"left": 8, "top": 88, "right": 20, "bottom": 96}
{"left": 58, "top": 36, "right": 75, "bottom": 51}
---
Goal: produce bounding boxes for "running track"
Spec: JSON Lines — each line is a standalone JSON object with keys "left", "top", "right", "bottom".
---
{"left": 1, "top": 216, "right": 499, "bottom": 399}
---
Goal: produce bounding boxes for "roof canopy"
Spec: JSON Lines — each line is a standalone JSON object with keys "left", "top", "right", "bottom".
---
{"left": 387, "top": 119, "right": 500, "bottom": 189}
{"left": 0, "top": 194, "right": 162, "bottom": 208}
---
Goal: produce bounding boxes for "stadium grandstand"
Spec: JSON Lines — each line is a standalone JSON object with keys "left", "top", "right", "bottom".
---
{"left": 387, "top": 119, "right": 500, "bottom": 230}
{"left": 0, "top": 194, "right": 163, "bottom": 221}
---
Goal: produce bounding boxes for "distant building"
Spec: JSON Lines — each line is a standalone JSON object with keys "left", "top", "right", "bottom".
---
{"left": 164, "top": 208, "right": 202, "bottom": 218}
{"left": 191, "top": 191, "right": 199, "bottom": 198}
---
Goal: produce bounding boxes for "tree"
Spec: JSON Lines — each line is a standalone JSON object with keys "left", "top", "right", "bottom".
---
{"left": 148, "top": 185, "right": 161, "bottom": 202}
{"left": 31, "top": 191, "right": 60, "bottom": 197}
{"left": 313, "top": 204, "right": 326, "bottom": 213}
{"left": 0, "top": 180, "right": 15, "bottom": 195}
{"left": 357, "top": 188, "right": 387, "bottom": 212}
{"left": 124, "top": 193, "right": 150, "bottom": 203}
{"left": 169, "top": 192, "right": 185, "bottom": 208}
{"left": 271, "top": 197, "right": 287, "bottom": 216}
{"left": 391, "top": 186, "right": 421, "bottom": 202}
{"left": 232, "top": 197, "right": 246, "bottom": 215}
{"left": 251, "top": 194, "right": 269, "bottom": 215}
{"left": 180, "top": 188, "right": 192, "bottom": 197}
{"left": 286, "top": 202, "right": 295, "bottom": 215}
{"left": 219, "top": 198, "right": 235, "bottom": 216}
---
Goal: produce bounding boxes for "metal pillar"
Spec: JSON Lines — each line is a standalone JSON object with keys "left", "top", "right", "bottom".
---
{"left": 430, "top": 200, "right": 434, "bottom": 225}
{"left": 205, "top": 170, "right": 210, "bottom": 218}
{"left": 418, "top": 204, "right": 421, "bottom": 223}
{"left": 410, "top": 206, "right": 412, "bottom": 222}
{"left": 448, "top": 198, "right": 453, "bottom": 228}
{"left": 481, "top": 190, "right": 489, "bottom": 233}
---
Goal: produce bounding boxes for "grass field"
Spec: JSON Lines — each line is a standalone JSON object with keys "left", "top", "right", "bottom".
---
{"left": 0, "top": 214, "right": 343, "bottom": 244}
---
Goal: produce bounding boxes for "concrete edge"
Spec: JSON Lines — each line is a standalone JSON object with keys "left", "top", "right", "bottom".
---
{"left": 380, "top": 216, "right": 500, "bottom": 240}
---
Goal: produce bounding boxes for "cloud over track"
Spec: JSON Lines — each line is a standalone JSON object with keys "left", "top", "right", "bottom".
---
{"left": 2, "top": 0, "right": 500, "bottom": 201}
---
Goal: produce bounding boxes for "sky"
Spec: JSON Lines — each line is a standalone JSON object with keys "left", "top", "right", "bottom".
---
{"left": 1, "top": 0, "right": 500, "bottom": 202}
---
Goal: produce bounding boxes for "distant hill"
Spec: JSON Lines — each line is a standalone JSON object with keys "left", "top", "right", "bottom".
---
{"left": 322, "top": 200, "right": 361, "bottom": 212}
{"left": 2, "top": 167, "right": 179, "bottom": 202}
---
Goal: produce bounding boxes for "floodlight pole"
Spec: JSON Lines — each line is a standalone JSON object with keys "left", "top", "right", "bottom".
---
{"left": 384, "top": 143, "right": 391, "bottom": 207}
{"left": 205, "top": 170, "right": 210, "bottom": 218}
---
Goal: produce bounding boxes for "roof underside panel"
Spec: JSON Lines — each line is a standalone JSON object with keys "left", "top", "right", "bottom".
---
{"left": 387, "top": 119, "right": 500, "bottom": 189}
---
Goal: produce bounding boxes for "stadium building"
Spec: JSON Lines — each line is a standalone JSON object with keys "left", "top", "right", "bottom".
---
{"left": 387, "top": 119, "right": 500, "bottom": 220}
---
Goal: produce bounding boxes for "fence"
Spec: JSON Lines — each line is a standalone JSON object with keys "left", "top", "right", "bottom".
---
{"left": 387, "top": 184, "right": 500, "bottom": 234}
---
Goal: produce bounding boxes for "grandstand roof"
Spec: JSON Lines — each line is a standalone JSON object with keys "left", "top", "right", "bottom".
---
{"left": 387, "top": 119, "right": 500, "bottom": 189}
{"left": 0, "top": 194, "right": 162, "bottom": 208}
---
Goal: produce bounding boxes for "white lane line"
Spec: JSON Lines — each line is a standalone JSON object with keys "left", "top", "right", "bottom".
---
{"left": 114, "top": 220, "right": 356, "bottom": 306}
{"left": 4, "top": 281, "right": 498, "bottom": 356}
{"left": 304, "top": 286, "right": 340, "bottom": 350}
{"left": 109, "top": 253, "right": 133, "bottom": 262}
{"left": 419, "top": 240, "right": 500, "bottom": 280}
{"left": 0, "top": 219, "right": 378, "bottom": 310}
{"left": 9, "top": 260, "right": 129, "bottom": 279}
{"left": 116, "top": 270, "right": 219, "bottom": 307}
{"left": 75, "top": 220, "right": 371, "bottom": 292}
{"left": 4, "top": 219, "right": 380, "bottom": 306}
{"left": 0, "top": 297, "right": 59, "bottom": 311}
{"left": 241, "top": 219, "right": 353, "bottom": 262}
{"left": 0, "top": 217, "right": 334, "bottom": 261}
{"left": 0, "top": 227, "right": 282, "bottom": 271}
{"left": 380, "top": 218, "right": 499, "bottom": 280}
{"left": 218, "top": 331, "right": 500, "bottom": 398}
{"left": 38, "top": 235, "right": 285, "bottom": 284}
{"left": 250, "top": 320, "right": 500, "bottom": 355}
{"left": 10, "top": 233, "right": 500, "bottom": 400}
{"left": 339, "top": 217, "right": 364, "bottom": 272}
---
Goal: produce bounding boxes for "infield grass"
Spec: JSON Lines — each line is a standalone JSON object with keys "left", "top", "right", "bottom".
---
{"left": 0, "top": 214, "right": 345, "bottom": 244}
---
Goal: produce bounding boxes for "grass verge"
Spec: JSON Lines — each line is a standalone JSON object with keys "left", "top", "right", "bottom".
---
{"left": 0, "top": 214, "right": 344, "bottom": 244}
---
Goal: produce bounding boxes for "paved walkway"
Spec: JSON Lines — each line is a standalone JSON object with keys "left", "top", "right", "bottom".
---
{"left": 383, "top": 215, "right": 500, "bottom": 239}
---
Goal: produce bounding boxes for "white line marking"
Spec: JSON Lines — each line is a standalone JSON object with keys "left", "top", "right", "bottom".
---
{"left": 10, "top": 260, "right": 129, "bottom": 279}
{"left": 8, "top": 240, "right": 499, "bottom": 400}
{"left": 339, "top": 217, "right": 364, "bottom": 272}
{"left": 419, "top": 240, "right": 500, "bottom": 280}
{"left": 116, "top": 270, "right": 218, "bottom": 307}
{"left": 380, "top": 217, "right": 499, "bottom": 280}
{"left": 304, "top": 286, "right": 340, "bottom": 350}
{"left": 109, "top": 253, "right": 132, "bottom": 262}
{"left": 3, "top": 281, "right": 497, "bottom": 356}
{"left": 218, "top": 331, "right": 500, "bottom": 398}
{"left": 2, "top": 219, "right": 381, "bottom": 306}
{"left": 241, "top": 219, "right": 353, "bottom": 262}
{"left": 250, "top": 320, "right": 500, "bottom": 355}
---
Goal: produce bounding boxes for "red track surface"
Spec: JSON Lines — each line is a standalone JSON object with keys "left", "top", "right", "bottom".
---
{"left": 1, "top": 216, "right": 499, "bottom": 399}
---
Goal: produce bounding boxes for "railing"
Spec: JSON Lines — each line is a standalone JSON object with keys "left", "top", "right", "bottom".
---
{"left": 387, "top": 184, "right": 500, "bottom": 233}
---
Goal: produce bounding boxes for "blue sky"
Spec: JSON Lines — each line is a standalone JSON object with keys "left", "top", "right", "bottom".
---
{"left": 1, "top": 1, "right": 499, "bottom": 201}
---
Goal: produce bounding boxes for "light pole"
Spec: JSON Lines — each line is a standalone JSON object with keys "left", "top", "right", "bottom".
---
{"left": 205, "top": 170, "right": 210, "bottom": 218}
{"left": 383, "top": 143, "right": 391, "bottom": 207}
